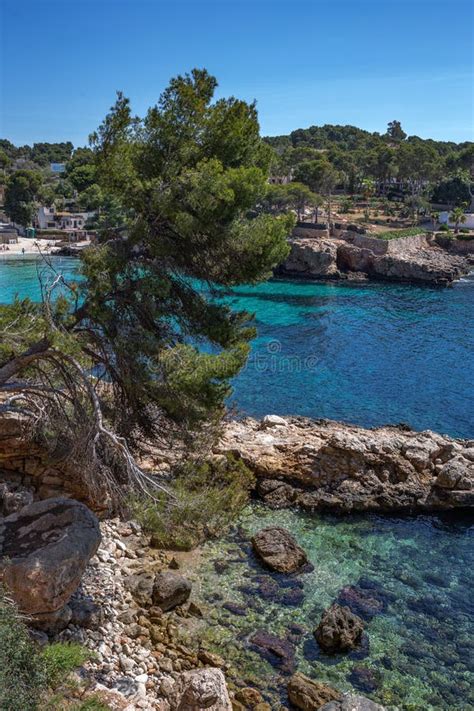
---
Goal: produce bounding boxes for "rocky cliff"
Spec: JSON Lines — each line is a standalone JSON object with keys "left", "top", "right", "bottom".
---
{"left": 279, "top": 233, "right": 474, "bottom": 286}
{"left": 219, "top": 415, "right": 474, "bottom": 512}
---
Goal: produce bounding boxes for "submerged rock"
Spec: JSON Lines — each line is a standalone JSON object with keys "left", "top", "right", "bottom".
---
{"left": 249, "top": 629, "right": 295, "bottom": 673}
{"left": 347, "top": 666, "right": 380, "bottom": 693}
{"left": 0, "top": 497, "right": 100, "bottom": 628}
{"left": 152, "top": 571, "right": 192, "bottom": 611}
{"left": 336, "top": 582, "right": 388, "bottom": 621}
{"left": 287, "top": 672, "right": 341, "bottom": 710}
{"left": 251, "top": 526, "right": 309, "bottom": 573}
{"left": 315, "top": 603, "right": 364, "bottom": 653}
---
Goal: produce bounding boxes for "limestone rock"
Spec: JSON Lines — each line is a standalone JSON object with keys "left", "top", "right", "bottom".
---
{"left": 234, "top": 687, "right": 265, "bottom": 706}
{"left": 124, "top": 571, "right": 155, "bottom": 607}
{"left": 320, "top": 694, "right": 387, "bottom": 711}
{"left": 280, "top": 231, "right": 472, "bottom": 286}
{"left": 175, "top": 668, "right": 232, "bottom": 710}
{"left": 282, "top": 238, "right": 340, "bottom": 278}
{"left": 152, "top": 571, "right": 192, "bottom": 611}
{"left": 0, "top": 497, "right": 100, "bottom": 625}
{"left": 287, "top": 672, "right": 341, "bottom": 710}
{"left": 251, "top": 526, "right": 308, "bottom": 574}
{"left": 315, "top": 604, "right": 364, "bottom": 653}
{"left": 218, "top": 417, "right": 474, "bottom": 512}
{"left": 0, "top": 481, "right": 34, "bottom": 515}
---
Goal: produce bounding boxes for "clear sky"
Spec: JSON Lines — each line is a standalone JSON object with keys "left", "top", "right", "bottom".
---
{"left": 0, "top": 0, "right": 472, "bottom": 148}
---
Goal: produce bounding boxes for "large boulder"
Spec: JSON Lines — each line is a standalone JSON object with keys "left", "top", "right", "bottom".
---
{"left": 174, "top": 668, "right": 232, "bottom": 710}
{"left": 152, "top": 571, "right": 192, "bottom": 611}
{"left": 287, "top": 672, "right": 341, "bottom": 710}
{"left": 282, "top": 238, "right": 340, "bottom": 278}
{"left": 320, "top": 694, "right": 387, "bottom": 711}
{"left": 315, "top": 603, "right": 364, "bottom": 653}
{"left": 251, "top": 526, "right": 308, "bottom": 574}
{"left": 0, "top": 497, "right": 100, "bottom": 626}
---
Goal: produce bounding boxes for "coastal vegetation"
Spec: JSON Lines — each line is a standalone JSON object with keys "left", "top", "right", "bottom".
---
{"left": 0, "top": 68, "right": 473, "bottom": 711}
{"left": 0, "top": 68, "right": 291, "bottom": 509}
{"left": 0, "top": 591, "right": 97, "bottom": 711}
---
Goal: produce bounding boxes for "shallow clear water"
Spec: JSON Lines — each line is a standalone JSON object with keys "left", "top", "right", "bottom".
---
{"left": 191, "top": 505, "right": 474, "bottom": 710}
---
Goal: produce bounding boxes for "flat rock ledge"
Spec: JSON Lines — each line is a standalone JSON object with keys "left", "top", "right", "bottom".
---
{"left": 217, "top": 416, "right": 474, "bottom": 512}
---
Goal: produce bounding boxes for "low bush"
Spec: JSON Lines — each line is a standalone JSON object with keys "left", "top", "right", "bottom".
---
{"left": 376, "top": 227, "right": 426, "bottom": 240}
{"left": 0, "top": 592, "right": 46, "bottom": 711}
{"left": 132, "top": 454, "right": 255, "bottom": 550}
{"left": 0, "top": 591, "right": 95, "bottom": 711}
{"left": 42, "top": 643, "right": 91, "bottom": 690}
{"left": 438, "top": 223, "right": 451, "bottom": 232}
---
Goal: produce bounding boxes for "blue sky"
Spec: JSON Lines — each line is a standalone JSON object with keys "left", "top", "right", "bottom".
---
{"left": 1, "top": 0, "right": 472, "bottom": 147}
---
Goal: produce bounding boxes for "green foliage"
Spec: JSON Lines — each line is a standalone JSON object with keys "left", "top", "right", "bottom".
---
{"left": 0, "top": 149, "right": 11, "bottom": 170}
{"left": 432, "top": 175, "right": 471, "bottom": 206}
{"left": 75, "top": 699, "right": 110, "bottom": 711}
{"left": 4, "top": 169, "right": 43, "bottom": 226}
{"left": 132, "top": 454, "right": 255, "bottom": 550}
{"left": 340, "top": 197, "right": 353, "bottom": 213}
{"left": 41, "top": 643, "right": 91, "bottom": 689}
{"left": 294, "top": 158, "right": 339, "bottom": 196}
{"left": 75, "top": 68, "right": 292, "bottom": 434}
{"left": 30, "top": 142, "right": 73, "bottom": 166}
{"left": 438, "top": 224, "right": 451, "bottom": 233}
{"left": 386, "top": 119, "right": 407, "bottom": 143}
{"left": 376, "top": 227, "right": 426, "bottom": 240}
{"left": 449, "top": 206, "right": 467, "bottom": 232}
{"left": 0, "top": 592, "right": 46, "bottom": 711}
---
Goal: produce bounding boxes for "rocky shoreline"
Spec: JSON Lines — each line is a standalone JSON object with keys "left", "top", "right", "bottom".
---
{"left": 1, "top": 410, "right": 473, "bottom": 709}
{"left": 278, "top": 231, "right": 474, "bottom": 286}
{"left": 219, "top": 415, "right": 474, "bottom": 512}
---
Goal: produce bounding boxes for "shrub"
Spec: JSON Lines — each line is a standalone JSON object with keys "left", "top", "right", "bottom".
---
{"left": 41, "top": 643, "right": 91, "bottom": 690}
{"left": 132, "top": 454, "right": 255, "bottom": 550}
{"left": 340, "top": 197, "right": 352, "bottom": 213}
{"left": 75, "top": 697, "right": 111, "bottom": 711}
{"left": 376, "top": 227, "right": 425, "bottom": 240}
{"left": 460, "top": 227, "right": 470, "bottom": 234}
{"left": 438, "top": 224, "right": 451, "bottom": 233}
{"left": 0, "top": 592, "right": 46, "bottom": 711}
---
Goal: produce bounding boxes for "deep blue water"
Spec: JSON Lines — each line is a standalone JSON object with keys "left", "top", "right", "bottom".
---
{"left": 1, "top": 256, "right": 473, "bottom": 438}
{"left": 224, "top": 277, "right": 474, "bottom": 439}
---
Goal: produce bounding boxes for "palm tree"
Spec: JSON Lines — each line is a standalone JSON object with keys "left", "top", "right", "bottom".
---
{"left": 430, "top": 211, "right": 439, "bottom": 231}
{"left": 449, "top": 207, "right": 467, "bottom": 234}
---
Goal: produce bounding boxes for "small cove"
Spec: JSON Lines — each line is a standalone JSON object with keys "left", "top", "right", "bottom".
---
{"left": 1, "top": 255, "right": 473, "bottom": 709}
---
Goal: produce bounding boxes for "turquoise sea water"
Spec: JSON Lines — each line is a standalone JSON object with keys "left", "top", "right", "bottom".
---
{"left": 2, "top": 256, "right": 472, "bottom": 437}
{"left": 0, "top": 255, "right": 79, "bottom": 305}
{"left": 1, "top": 256, "right": 473, "bottom": 709}
{"left": 190, "top": 506, "right": 474, "bottom": 710}
{"left": 223, "top": 277, "right": 474, "bottom": 439}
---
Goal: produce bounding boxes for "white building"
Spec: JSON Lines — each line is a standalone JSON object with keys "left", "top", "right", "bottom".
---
{"left": 439, "top": 211, "right": 474, "bottom": 230}
{"left": 35, "top": 207, "right": 96, "bottom": 242}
